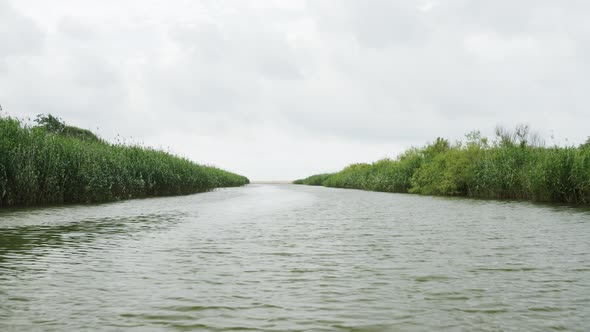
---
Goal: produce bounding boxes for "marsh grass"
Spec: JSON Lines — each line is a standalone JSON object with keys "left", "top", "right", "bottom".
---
{"left": 295, "top": 126, "right": 590, "bottom": 205}
{"left": 0, "top": 115, "right": 249, "bottom": 207}
{"left": 293, "top": 173, "right": 334, "bottom": 186}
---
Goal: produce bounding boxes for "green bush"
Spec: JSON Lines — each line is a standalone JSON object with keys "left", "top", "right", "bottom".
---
{"left": 296, "top": 127, "right": 590, "bottom": 205}
{"left": 0, "top": 115, "right": 249, "bottom": 207}
{"left": 293, "top": 173, "right": 334, "bottom": 186}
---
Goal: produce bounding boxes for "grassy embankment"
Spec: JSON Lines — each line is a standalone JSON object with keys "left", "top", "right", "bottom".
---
{"left": 294, "top": 126, "right": 590, "bottom": 205}
{"left": 0, "top": 114, "right": 249, "bottom": 208}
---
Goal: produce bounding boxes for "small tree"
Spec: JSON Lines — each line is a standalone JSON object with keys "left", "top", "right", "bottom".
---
{"left": 35, "top": 114, "right": 66, "bottom": 133}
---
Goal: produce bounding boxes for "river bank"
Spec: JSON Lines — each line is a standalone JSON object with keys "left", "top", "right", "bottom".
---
{"left": 0, "top": 115, "right": 249, "bottom": 208}
{"left": 295, "top": 126, "right": 590, "bottom": 205}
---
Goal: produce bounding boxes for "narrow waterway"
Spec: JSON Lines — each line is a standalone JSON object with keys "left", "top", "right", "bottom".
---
{"left": 1, "top": 184, "right": 589, "bottom": 331}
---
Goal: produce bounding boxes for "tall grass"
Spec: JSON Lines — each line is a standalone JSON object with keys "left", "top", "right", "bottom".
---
{"left": 294, "top": 126, "right": 590, "bottom": 205}
{"left": 293, "top": 173, "right": 334, "bottom": 186}
{"left": 0, "top": 115, "right": 249, "bottom": 207}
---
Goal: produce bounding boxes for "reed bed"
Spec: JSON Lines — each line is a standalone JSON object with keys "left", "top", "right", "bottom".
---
{"left": 0, "top": 115, "right": 249, "bottom": 207}
{"left": 295, "top": 126, "right": 590, "bottom": 205}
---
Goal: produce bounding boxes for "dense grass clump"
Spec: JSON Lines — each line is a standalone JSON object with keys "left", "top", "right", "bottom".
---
{"left": 0, "top": 115, "right": 249, "bottom": 207}
{"left": 294, "top": 126, "right": 590, "bottom": 205}
{"left": 293, "top": 173, "right": 334, "bottom": 186}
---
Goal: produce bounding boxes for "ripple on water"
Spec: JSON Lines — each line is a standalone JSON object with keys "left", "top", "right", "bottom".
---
{"left": 0, "top": 184, "right": 589, "bottom": 331}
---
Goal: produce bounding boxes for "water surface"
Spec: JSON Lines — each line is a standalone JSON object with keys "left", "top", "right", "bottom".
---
{"left": 1, "top": 184, "right": 589, "bottom": 331}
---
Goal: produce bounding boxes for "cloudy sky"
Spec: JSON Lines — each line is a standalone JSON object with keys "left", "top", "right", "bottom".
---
{"left": 1, "top": 0, "right": 589, "bottom": 180}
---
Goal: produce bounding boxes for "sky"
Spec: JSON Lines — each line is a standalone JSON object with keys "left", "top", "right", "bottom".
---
{"left": 1, "top": 0, "right": 589, "bottom": 181}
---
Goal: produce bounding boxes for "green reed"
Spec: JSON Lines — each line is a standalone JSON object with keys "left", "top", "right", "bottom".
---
{"left": 294, "top": 126, "right": 590, "bottom": 205}
{"left": 0, "top": 115, "right": 249, "bottom": 207}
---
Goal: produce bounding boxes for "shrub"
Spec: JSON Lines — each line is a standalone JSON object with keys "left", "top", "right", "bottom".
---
{"left": 296, "top": 126, "right": 590, "bottom": 205}
{"left": 0, "top": 115, "right": 249, "bottom": 207}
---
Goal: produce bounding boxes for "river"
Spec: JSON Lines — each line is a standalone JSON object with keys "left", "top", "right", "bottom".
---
{"left": 1, "top": 184, "right": 589, "bottom": 331}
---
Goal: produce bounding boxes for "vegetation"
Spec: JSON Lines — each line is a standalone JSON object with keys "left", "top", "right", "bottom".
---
{"left": 294, "top": 126, "right": 590, "bottom": 205}
{"left": 0, "top": 114, "right": 249, "bottom": 207}
{"left": 293, "top": 173, "right": 334, "bottom": 186}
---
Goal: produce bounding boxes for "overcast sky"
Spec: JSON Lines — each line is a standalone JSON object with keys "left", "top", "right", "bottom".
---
{"left": 1, "top": 0, "right": 589, "bottom": 180}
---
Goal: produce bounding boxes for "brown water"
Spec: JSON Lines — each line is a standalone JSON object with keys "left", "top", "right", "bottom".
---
{"left": 1, "top": 184, "right": 589, "bottom": 331}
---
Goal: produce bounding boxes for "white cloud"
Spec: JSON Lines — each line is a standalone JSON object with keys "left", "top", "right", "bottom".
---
{"left": 1, "top": 0, "right": 589, "bottom": 180}
{"left": 0, "top": 0, "right": 44, "bottom": 71}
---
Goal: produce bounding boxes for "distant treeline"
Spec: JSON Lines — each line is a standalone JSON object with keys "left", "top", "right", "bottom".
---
{"left": 295, "top": 126, "right": 590, "bottom": 205}
{"left": 0, "top": 114, "right": 249, "bottom": 207}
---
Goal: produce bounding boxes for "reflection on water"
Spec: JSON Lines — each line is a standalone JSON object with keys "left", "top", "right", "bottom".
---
{"left": 1, "top": 184, "right": 589, "bottom": 331}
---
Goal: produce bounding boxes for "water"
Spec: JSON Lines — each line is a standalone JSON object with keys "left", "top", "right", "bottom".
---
{"left": 1, "top": 184, "right": 589, "bottom": 331}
